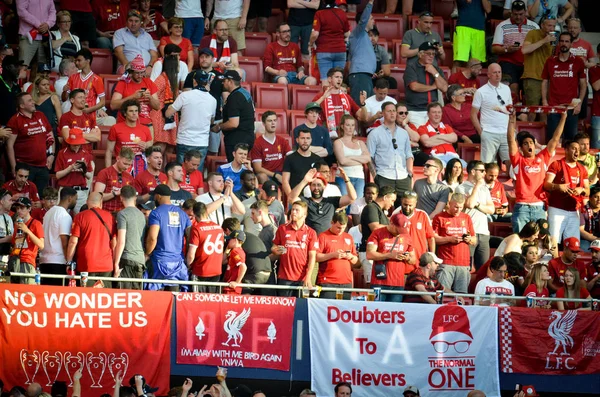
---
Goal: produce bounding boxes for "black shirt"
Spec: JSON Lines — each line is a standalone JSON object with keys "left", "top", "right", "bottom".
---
{"left": 183, "top": 69, "right": 224, "bottom": 120}
{"left": 151, "top": 189, "right": 192, "bottom": 207}
{"left": 404, "top": 61, "right": 445, "bottom": 112}
{"left": 359, "top": 201, "right": 389, "bottom": 251}
{"left": 282, "top": 151, "right": 322, "bottom": 192}
{"left": 242, "top": 232, "right": 271, "bottom": 274}
{"left": 288, "top": 7, "right": 317, "bottom": 27}
{"left": 222, "top": 86, "right": 255, "bottom": 148}
{"left": 0, "top": 75, "right": 21, "bottom": 125}
{"left": 301, "top": 196, "right": 341, "bottom": 235}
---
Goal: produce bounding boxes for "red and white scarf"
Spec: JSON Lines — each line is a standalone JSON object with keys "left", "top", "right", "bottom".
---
{"left": 210, "top": 34, "right": 230, "bottom": 72}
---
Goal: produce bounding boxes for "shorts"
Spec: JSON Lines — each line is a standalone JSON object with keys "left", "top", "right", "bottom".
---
{"left": 272, "top": 71, "right": 307, "bottom": 84}
{"left": 523, "top": 79, "right": 542, "bottom": 106}
{"left": 223, "top": 18, "right": 245, "bottom": 50}
{"left": 248, "top": 0, "right": 273, "bottom": 19}
{"left": 19, "top": 37, "right": 48, "bottom": 67}
{"left": 453, "top": 26, "right": 486, "bottom": 63}
{"left": 499, "top": 61, "right": 523, "bottom": 87}
{"left": 69, "top": 11, "right": 97, "bottom": 43}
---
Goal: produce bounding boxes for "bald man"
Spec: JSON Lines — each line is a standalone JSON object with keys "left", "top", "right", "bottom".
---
{"left": 66, "top": 192, "right": 117, "bottom": 287}
{"left": 466, "top": 391, "right": 486, "bottom": 397}
{"left": 26, "top": 383, "right": 42, "bottom": 397}
{"left": 471, "top": 63, "right": 512, "bottom": 170}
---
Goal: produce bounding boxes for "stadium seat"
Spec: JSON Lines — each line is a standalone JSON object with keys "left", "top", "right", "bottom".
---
{"left": 241, "top": 82, "right": 251, "bottom": 92}
{"left": 457, "top": 143, "right": 482, "bottom": 162}
{"left": 100, "top": 74, "right": 120, "bottom": 105}
{"left": 372, "top": 14, "right": 404, "bottom": 41}
{"left": 239, "top": 57, "right": 264, "bottom": 83}
{"left": 489, "top": 222, "right": 513, "bottom": 238}
{"left": 266, "top": 9, "right": 285, "bottom": 34}
{"left": 392, "top": 40, "right": 405, "bottom": 64}
{"left": 205, "top": 156, "right": 228, "bottom": 173}
{"left": 253, "top": 82, "right": 289, "bottom": 109}
{"left": 92, "top": 150, "right": 106, "bottom": 175}
{"left": 388, "top": 64, "right": 406, "bottom": 99}
{"left": 441, "top": 41, "right": 454, "bottom": 69}
{"left": 408, "top": 15, "right": 445, "bottom": 39}
{"left": 290, "top": 85, "right": 322, "bottom": 110}
{"left": 90, "top": 49, "right": 114, "bottom": 75}
{"left": 441, "top": 66, "right": 451, "bottom": 80}
{"left": 95, "top": 126, "right": 111, "bottom": 150}
{"left": 255, "top": 108, "right": 288, "bottom": 135}
{"left": 377, "top": 38, "right": 389, "bottom": 52}
{"left": 287, "top": 109, "right": 308, "bottom": 130}
{"left": 244, "top": 32, "right": 272, "bottom": 58}
{"left": 489, "top": 19, "right": 503, "bottom": 35}
{"left": 516, "top": 121, "right": 546, "bottom": 145}
{"left": 477, "top": 68, "right": 489, "bottom": 86}
{"left": 431, "top": 0, "right": 456, "bottom": 22}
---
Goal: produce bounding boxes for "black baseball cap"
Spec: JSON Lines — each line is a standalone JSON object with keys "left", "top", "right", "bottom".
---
{"left": 512, "top": 0, "right": 526, "bottom": 10}
{"left": 153, "top": 184, "right": 172, "bottom": 197}
{"left": 194, "top": 70, "right": 211, "bottom": 85}
{"left": 198, "top": 47, "right": 215, "bottom": 57}
{"left": 14, "top": 197, "right": 32, "bottom": 208}
{"left": 262, "top": 180, "right": 279, "bottom": 197}
{"left": 139, "top": 200, "right": 156, "bottom": 211}
{"left": 419, "top": 41, "right": 436, "bottom": 51}
{"left": 223, "top": 70, "right": 242, "bottom": 82}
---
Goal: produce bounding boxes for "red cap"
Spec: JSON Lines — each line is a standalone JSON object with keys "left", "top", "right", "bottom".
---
{"left": 65, "top": 127, "right": 87, "bottom": 145}
{"left": 563, "top": 237, "right": 580, "bottom": 252}
{"left": 390, "top": 213, "right": 409, "bottom": 228}
{"left": 522, "top": 385, "right": 539, "bottom": 396}
{"left": 312, "top": 172, "right": 328, "bottom": 186}
{"left": 129, "top": 54, "right": 146, "bottom": 72}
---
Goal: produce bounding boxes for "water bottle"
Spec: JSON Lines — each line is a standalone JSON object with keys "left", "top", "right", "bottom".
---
{"left": 34, "top": 269, "right": 41, "bottom": 285}
{"left": 16, "top": 218, "right": 23, "bottom": 237}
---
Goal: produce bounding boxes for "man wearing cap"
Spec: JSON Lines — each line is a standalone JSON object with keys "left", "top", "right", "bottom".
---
{"left": 10, "top": 197, "right": 44, "bottom": 284}
{"left": 145, "top": 184, "right": 192, "bottom": 290}
{"left": 59, "top": 89, "right": 102, "bottom": 151}
{"left": 586, "top": 239, "right": 600, "bottom": 298}
{"left": 402, "top": 386, "right": 420, "bottom": 397}
{"left": 404, "top": 42, "right": 448, "bottom": 127}
{"left": 180, "top": 150, "right": 205, "bottom": 198}
{"left": 292, "top": 102, "right": 333, "bottom": 160}
{"left": 237, "top": 180, "right": 285, "bottom": 235}
{"left": 94, "top": 146, "right": 135, "bottom": 214}
{"left": 251, "top": 110, "right": 292, "bottom": 185}
{"left": 491, "top": 1, "right": 539, "bottom": 99}
{"left": 150, "top": 43, "right": 189, "bottom": 85}
{"left": 405, "top": 252, "right": 447, "bottom": 304}
{"left": 16, "top": 0, "right": 55, "bottom": 73}
{"left": 166, "top": 69, "right": 217, "bottom": 169}
{"left": 433, "top": 193, "right": 477, "bottom": 293}
{"left": 196, "top": 172, "right": 245, "bottom": 226}
{"left": 401, "top": 11, "right": 445, "bottom": 66}
{"left": 113, "top": 10, "right": 158, "bottom": 73}
{"left": 54, "top": 127, "right": 94, "bottom": 213}
{"left": 6, "top": 92, "right": 55, "bottom": 193}
{"left": 547, "top": 236, "right": 588, "bottom": 292}
{"left": 2, "top": 165, "right": 41, "bottom": 208}
{"left": 66, "top": 192, "right": 115, "bottom": 287}
{"left": 366, "top": 212, "right": 416, "bottom": 302}
{"left": 264, "top": 23, "right": 316, "bottom": 86}
{"left": 0, "top": 56, "right": 23, "bottom": 126}
{"left": 220, "top": 70, "right": 255, "bottom": 162}
{"left": 133, "top": 146, "right": 167, "bottom": 202}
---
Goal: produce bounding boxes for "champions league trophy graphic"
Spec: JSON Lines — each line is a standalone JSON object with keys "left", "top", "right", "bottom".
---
{"left": 64, "top": 352, "right": 86, "bottom": 386}
{"left": 86, "top": 352, "right": 108, "bottom": 388}
{"left": 41, "top": 351, "right": 63, "bottom": 386}
{"left": 108, "top": 353, "right": 130, "bottom": 384}
{"left": 19, "top": 349, "right": 41, "bottom": 384}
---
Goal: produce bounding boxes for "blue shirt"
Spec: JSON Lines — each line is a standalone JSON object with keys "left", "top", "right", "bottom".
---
{"left": 457, "top": 0, "right": 487, "bottom": 31}
{"left": 148, "top": 204, "right": 191, "bottom": 263}
{"left": 113, "top": 27, "right": 157, "bottom": 66}
{"left": 348, "top": 3, "right": 376, "bottom": 74}
{"left": 293, "top": 124, "right": 333, "bottom": 155}
{"left": 367, "top": 124, "right": 413, "bottom": 180}
{"left": 527, "top": 0, "right": 567, "bottom": 24}
{"left": 218, "top": 162, "right": 248, "bottom": 191}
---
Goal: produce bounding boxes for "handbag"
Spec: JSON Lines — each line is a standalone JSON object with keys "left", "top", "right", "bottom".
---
{"left": 374, "top": 235, "right": 400, "bottom": 280}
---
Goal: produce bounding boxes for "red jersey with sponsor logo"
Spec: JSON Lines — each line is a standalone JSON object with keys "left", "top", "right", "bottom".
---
{"left": 417, "top": 121, "right": 456, "bottom": 155}
{"left": 511, "top": 147, "right": 552, "bottom": 204}
{"left": 7, "top": 111, "right": 54, "bottom": 167}
{"left": 317, "top": 229, "right": 356, "bottom": 285}
{"left": 180, "top": 168, "right": 205, "bottom": 196}
{"left": 189, "top": 220, "right": 224, "bottom": 277}
{"left": 114, "top": 78, "right": 158, "bottom": 124}
{"left": 30, "top": 207, "right": 48, "bottom": 223}
{"left": 224, "top": 247, "right": 246, "bottom": 294}
{"left": 312, "top": 8, "right": 350, "bottom": 53}
{"left": 93, "top": 0, "right": 129, "bottom": 32}
{"left": 432, "top": 211, "right": 474, "bottom": 267}
{"left": 95, "top": 166, "right": 134, "bottom": 213}
{"left": 133, "top": 170, "right": 167, "bottom": 196}
{"left": 70, "top": 208, "right": 115, "bottom": 272}
{"left": 59, "top": 111, "right": 97, "bottom": 151}
{"left": 521, "top": 284, "right": 550, "bottom": 308}
{"left": 555, "top": 286, "right": 590, "bottom": 309}
{"left": 66, "top": 71, "right": 105, "bottom": 122}
{"left": 11, "top": 218, "right": 43, "bottom": 265}
{"left": 273, "top": 222, "right": 319, "bottom": 282}
{"left": 250, "top": 134, "right": 291, "bottom": 173}
{"left": 447, "top": 72, "right": 481, "bottom": 103}
{"left": 60, "top": 0, "right": 92, "bottom": 12}
{"left": 547, "top": 256, "right": 588, "bottom": 290}
{"left": 367, "top": 228, "right": 413, "bottom": 287}
{"left": 487, "top": 180, "right": 508, "bottom": 208}
{"left": 108, "top": 122, "right": 152, "bottom": 157}
{"left": 590, "top": 66, "right": 600, "bottom": 117}
{"left": 55, "top": 147, "right": 93, "bottom": 187}
{"left": 312, "top": 91, "right": 361, "bottom": 132}
{"left": 2, "top": 180, "right": 40, "bottom": 203}
{"left": 541, "top": 54, "right": 585, "bottom": 106}
{"left": 142, "top": 9, "right": 165, "bottom": 40}
{"left": 405, "top": 209, "right": 434, "bottom": 271}
{"left": 264, "top": 41, "right": 303, "bottom": 72}
{"left": 547, "top": 159, "right": 588, "bottom": 211}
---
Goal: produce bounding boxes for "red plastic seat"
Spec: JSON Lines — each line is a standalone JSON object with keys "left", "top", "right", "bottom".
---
{"left": 255, "top": 108, "right": 288, "bottom": 135}
{"left": 389, "top": 64, "right": 406, "bottom": 100}
{"left": 253, "top": 82, "right": 289, "bottom": 110}
{"left": 441, "top": 66, "right": 451, "bottom": 80}
{"left": 489, "top": 19, "right": 503, "bottom": 35}
{"left": 95, "top": 126, "right": 111, "bottom": 150}
{"left": 100, "top": 74, "right": 120, "bottom": 106}
{"left": 457, "top": 143, "right": 482, "bottom": 162}
{"left": 90, "top": 48, "right": 114, "bottom": 75}
{"left": 287, "top": 109, "right": 308, "bottom": 131}
{"left": 290, "top": 85, "right": 322, "bottom": 110}
{"left": 244, "top": 32, "right": 272, "bottom": 58}
{"left": 372, "top": 14, "right": 404, "bottom": 41}
{"left": 408, "top": 15, "right": 445, "bottom": 39}
{"left": 392, "top": 39, "right": 406, "bottom": 64}
{"left": 266, "top": 9, "right": 285, "bottom": 34}
{"left": 239, "top": 57, "right": 264, "bottom": 83}
{"left": 441, "top": 41, "right": 454, "bottom": 69}
{"left": 516, "top": 121, "right": 546, "bottom": 145}
{"left": 477, "top": 68, "right": 489, "bottom": 86}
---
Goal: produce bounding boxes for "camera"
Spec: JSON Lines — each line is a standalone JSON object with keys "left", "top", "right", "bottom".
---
{"left": 431, "top": 41, "right": 440, "bottom": 48}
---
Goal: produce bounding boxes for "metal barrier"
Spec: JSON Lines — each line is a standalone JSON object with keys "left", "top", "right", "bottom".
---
{"left": 7, "top": 272, "right": 598, "bottom": 306}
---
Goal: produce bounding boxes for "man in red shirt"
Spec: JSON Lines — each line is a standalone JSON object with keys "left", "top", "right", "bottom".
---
{"left": 251, "top": 110, "right": 292, "bottom": 184}
{"left": 272, "top": 200, "right": 319, "bottom": 296}
{"left": 542, "top": 32, "right": 587, "bottom": 142}
{"left": 139, "top": 0, "right": 167, "bottom": 41}
{"left": 6, "top": 93, "right": 55, "bottom": 193}
{"left": 404, "top": 252, "right": 449, "bottom": 304}
{"left": 316, "top": 212, "right": 358, "bottom": 299}
{"left": 447, "top": 58, "right": 482, "bottom": 103}
{"left": 54, "top": 128, "right": 94, "bottom": 213}
{"left": 110, "top": 54, "right": 160, "bottom": 132}
{"left": 180, "top": 150, "right": 205, "bottom": 198}
{"left": 366, "top": 212, "right": 416, "bottom": 302}
{"left": 417, "top": 102, "right": 462, "bottom": 166}
{"left": 10, "top": 197, "right": 44, "bottom": 284}
{"left": 433, "top": 193, "right": 477, "bottom": 293}
{"left": 186, "top": 201, "right": 224, "bottom": 293}
{"left": 312, "top": 67, "right": 366, "bottom": 138}
{"left": 66, "top": 192, "right": 116, "bottom": 287}
{"left": 92, "top": 0, "right": 130, "bottom": 49}
{"left": 264, "top": 23, "right": 317, "bottom": 86}
{"left": 30, "top": 187, "right": 58, "bottom": 222}
{"left": 59, "top": 89, "right": 101, "bottom": 151}
{"left": 484, "top": 162, "right": 510, "bottom": 222}
{"left": 134, "top": 146, "right": 167, "bottom": 202}
{"left": 2, "top": 165, "right": 41, "bottom": 208}
{"left": 544, "top": 139, "right": 590, "bottom": 244}
{"left": 547, "top": 237, "right": 588, "bottom": 293}
{"left": 106, "top": 99, "right": 153, "bottom": 172}
{"left": 508, "top": 111, "right": 566, "bottom": 232}
{"left": 94, "top": 146, "right": 135, "bottom": 214}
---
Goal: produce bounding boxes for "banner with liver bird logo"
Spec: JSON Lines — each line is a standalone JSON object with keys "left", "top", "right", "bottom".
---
{"left": 175, "top": 293, "right": 296, "bottom": 370}
{"left": 499, "top": 307, "right": 600, "bottom": 374}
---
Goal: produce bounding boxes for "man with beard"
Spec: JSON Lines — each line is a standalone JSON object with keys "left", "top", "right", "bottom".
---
{"left": 94, "top": 147, "right": 135, "bottom": 214}
{"left": 2, "top": 165, "right": 41, "bottom": 208}
{"left": 576, "top": 133, "right": 597, "bottom": 184}
{"left": 196, "top": 172, "right": 245, "bottom": 226}
{"left": 161, "top": 162, "right": 192, "bottom": 207}
{"left": 39, "top": 187, "right": 77, "bottom": 286}
{"left": 180, "top": 150, "right": 205, "bottom": 198}
{"left": 282, "top": 129, "right": 322, "bottom": 196}
{"left": 349, "top": 183, "right": 378, "bottom": 226}
{"left": 586, "top": 240, "right": 600, "bottom": 298}
{"left": 234, "top": 170, "right": 260, "bottom": 201}
{"left": 264, "top": 23, "right": 316, "bottom": 86}
{"left": 447, "top": 58, "right": 483, "bottom": 103}
{"left": 134, "top": 146, "right": 167, "bottom": 202}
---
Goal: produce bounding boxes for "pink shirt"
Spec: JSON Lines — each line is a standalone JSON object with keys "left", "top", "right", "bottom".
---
{"left": 17, "top": 0, "right": 56, "bottom": 37}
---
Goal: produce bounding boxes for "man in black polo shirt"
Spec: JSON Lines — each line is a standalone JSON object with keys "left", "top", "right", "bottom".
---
{"left": 282, "top": 128, "right": 322, "bottom": 197}
{"left": 0, "top": 56, "right": 22, "bottom": 126}
{"left": 359, "top": 185, "right": 396, "bottom": 252}
{"left": 404, "top": 41, "right": 448, "bottom": 128}
{"left": 219, "top": 70, "right": 255, "bottom": 162}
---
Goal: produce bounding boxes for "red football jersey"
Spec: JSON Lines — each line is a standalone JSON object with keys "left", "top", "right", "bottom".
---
{"left": 510, "top": 148, "right": 552, "bottom": 204}
{"left": 108, "top": 122, "right": 152, "bottom": 157}
{"left": 59, "top": 111, "right": 97, "bottom": 151}
{"left": 317, "top": 229, "right": 356, "bottom": 285}
{"left": 114, "top": 79, "right": 158, "bottom": 124}
{"left": 273, "top": 222, "right": 319, "bottom": 282}
{"left": 189, "top": 220, "right": 225, "bottom": 277}
{"left": 224, "top": 247, "right": 246, "bottom": 294}
{"left": 432, "top": 211, "right": 474, "bottom": 267}
{"left": 250, "top": 134, "right": 291, "bottom": 173}
{"left": 367, "top": 228, "right": 413, "bottom": 287}
{"left": 134, "top": 170, "right": 167, "bottom": 196}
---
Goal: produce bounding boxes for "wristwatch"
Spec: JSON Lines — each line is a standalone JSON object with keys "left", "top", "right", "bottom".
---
{"left": 433, "top": 73, "right": 440, "bottom": 79}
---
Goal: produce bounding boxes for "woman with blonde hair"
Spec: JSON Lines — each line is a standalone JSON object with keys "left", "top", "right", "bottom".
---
{"left": 333, "top": 114, "right": 370, "bottom": 198}
{"left": 32, "top": 76, "right": 62, "bottom": 134}
{"left": 50, "top": 10, "right": 81, "bottom": 72}
{"left": 159, "top": 17, "right": 194, "bottom": 72}
{"left": 522, "top": 263, "right": 552, "bottom": 309}
{"left": 556, "top": 267, "right": 591, "bottom": 310}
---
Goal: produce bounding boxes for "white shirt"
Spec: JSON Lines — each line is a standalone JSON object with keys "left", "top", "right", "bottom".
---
{"left": 172, "top": 89, "right": 217, "bottom": 146}
{"left": 175, "top": 0, "right": 204, "bottom": 18}
{"left": 150, "top": 60, "right": 189, "bottom": 83}
{"left": 196, "top": 192, "right": 232, "bottom": 226}
{"left": 214, "top": 0, "right": 243, "bottom": 19}
{"left": 364, "top": 95, "right": 396, "bottom": 117}
{"left": 474, "top": 277, "right": 515, "bottom": 306}
{"left": 349, "top": 197, "right": 368, "bottom": 216}
{"left": 303, "top": 183, "right": 342, "bottom": 198}
{"left": 455, "top": 181, "right": 493, "bottom": 235}
{"left": 40, "top": 206, "right": 72, "bottom": 264}
{"left": 0, "top": 213, "right": 14, "bottom": 240}
{"left": 472, "top": 82, "right": 512, "bottom": 134}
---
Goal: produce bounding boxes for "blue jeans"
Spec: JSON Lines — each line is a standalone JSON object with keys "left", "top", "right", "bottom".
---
{"left": 272, "top": 71, "right": 307, "bottom": 85}
{"left": 512, "top": 203, "right": 546, "bottom": 233}
{"left": 591, "top": 116, "right": 600, "bottom": 149}
{"left": 335, "top": 176, "right": 365, "bottom": 199}
{"left": 290, "top": 25, "right": 312, "bottom": 55}
{"left": 316, "top": 52, "right": 346, "bottom": 81}
{"left": 95, "top": 36, "right": 113, "bottom": 50}
{"left": 176, "top": 144, "right": 208, "bottom": 172}
{"left": 379, "top": 285, "right": 404, "bottom": 303}
{"left": 182, "top": 17, "right": 204, "bottom": 46}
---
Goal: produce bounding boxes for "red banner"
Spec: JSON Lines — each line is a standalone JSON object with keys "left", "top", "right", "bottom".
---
{"left": 176, "top": 293, "right": 296, "bottom": 370}
{"left": 499, "top": 307, "right": 600, "bottom": 375}
{"left": 0, "top": 285, "right": 172, "bottom": 394}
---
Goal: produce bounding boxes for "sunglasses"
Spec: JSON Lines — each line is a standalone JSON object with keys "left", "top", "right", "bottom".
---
{"left": 403, "top": 191, "right": 417, "bottom": 198}
{"left": 397, "top": 111, "right": 409, "bottom": 115}
{"left": 474, "top": 168, "right": 486, "bottom": 173}
{"left": 117, "top": 173, "right": 123, "bottom": 185}
{"left": 495, "top": 89, "right": 506, "bottom": 106}
{"left": 154, "top": 174, "right": 161, "bottom": 185}
{"left": 424, "top": 163, "right": 438, "bottom": 169}
{"left": 392, "top": 138, "right": 398, "bottom": 150}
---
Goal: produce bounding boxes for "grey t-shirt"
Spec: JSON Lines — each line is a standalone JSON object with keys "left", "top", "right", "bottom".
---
{"left": 116, "top": 206, "right": 147, "bottom": 265}
{"left": 413, "top": 178, "right": 450, "bottom": 214}
{"left": 237, "top": 196, "right": 286, "bottom": 235}
{"left": 401, "top": 29, "right": 443, "bottom": 66}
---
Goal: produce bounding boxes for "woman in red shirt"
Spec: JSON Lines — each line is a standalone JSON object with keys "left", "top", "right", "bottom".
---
{"left": 442, "top": 84, "right": 479, "bottom": 144}
{"left": 556, "top": 267, "right": 591, "bottom": 310}
{"left": 522, "top": 263, "right": 552, "bottom": 309}
{"left": 159, "top": 17, "right": 194, "bottom": 72}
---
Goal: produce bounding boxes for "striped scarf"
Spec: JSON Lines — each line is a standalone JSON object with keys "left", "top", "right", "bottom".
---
{"left": 210, "top": 34, "right": 231, "bottom": 72}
